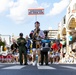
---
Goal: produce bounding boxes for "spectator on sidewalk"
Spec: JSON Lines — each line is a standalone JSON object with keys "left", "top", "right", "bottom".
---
{"left": 11, "top": 41, "right": 19, "bottom": 63}
{"left": 25, "top": 35, "right": 31, "bottom": 64}
{"left": 51, "top": 40, "right": 62, "bottom": 64}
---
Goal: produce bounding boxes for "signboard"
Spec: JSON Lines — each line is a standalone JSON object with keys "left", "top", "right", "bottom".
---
{"left": 28, "top": 8, "right": 44, "bottom": 15}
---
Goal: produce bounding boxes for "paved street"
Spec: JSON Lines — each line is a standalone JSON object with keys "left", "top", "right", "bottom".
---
{"left": 0, "top": 64, "right": 76, "bottom": 75}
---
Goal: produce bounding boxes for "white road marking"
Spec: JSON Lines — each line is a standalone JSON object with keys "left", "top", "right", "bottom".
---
{"left": 61, "top": 66, "right": 76, "bottom": 70}
{"left": 2, "top": 65, "right": 25, "bottom": 69}
{"left": 38, "top": 66, "right": 56, "bottom": 70}
{"left": 0, "top": 65, "right": 4, "bottom": 67}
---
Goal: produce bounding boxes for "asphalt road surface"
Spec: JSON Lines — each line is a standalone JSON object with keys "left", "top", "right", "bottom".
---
{"left": 0, "top": 63, "right": 76, "bottom": 75}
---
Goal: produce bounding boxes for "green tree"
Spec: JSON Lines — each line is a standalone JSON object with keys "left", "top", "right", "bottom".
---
{"left": 0, "top": 40, "right": 6, "bottom": 51}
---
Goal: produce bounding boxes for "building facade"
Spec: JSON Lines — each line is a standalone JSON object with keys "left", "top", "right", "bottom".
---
{"left": 48, "top": 30, "right": 58, "bottom": 39}
{"left": 57, "top": 0, "right": 76, "bottom": 54}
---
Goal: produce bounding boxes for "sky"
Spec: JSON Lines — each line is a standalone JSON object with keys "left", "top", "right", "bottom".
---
{"left": 0, "top": 0, "right": 69, "bottom": 37}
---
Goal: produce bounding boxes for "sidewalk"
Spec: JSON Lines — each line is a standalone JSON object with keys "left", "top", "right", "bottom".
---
{"left": 59, "top": 58, "right": 76, "bottom": 64}
{"left": 0, "top": 62, "right": 20, "bottom": 65}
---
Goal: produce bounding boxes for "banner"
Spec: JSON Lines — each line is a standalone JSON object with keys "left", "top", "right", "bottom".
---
{"left": 28, "top": 8, "right": 44, "bottom": 15}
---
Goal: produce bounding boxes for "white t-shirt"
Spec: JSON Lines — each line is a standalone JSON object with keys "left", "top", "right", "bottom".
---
{"left": 38, "top": 30, "right": 45, "bottom": 39}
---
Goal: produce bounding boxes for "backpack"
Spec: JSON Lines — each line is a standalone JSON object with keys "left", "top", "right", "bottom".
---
{"left": 41, "top": 39, "right": 51, "bottom": 52}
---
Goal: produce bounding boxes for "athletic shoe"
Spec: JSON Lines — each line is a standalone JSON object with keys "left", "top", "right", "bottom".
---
{"left": 37, "top": 63, "right": 40, "bottom": 66}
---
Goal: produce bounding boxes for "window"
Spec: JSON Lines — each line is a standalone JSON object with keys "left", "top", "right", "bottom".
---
{"left": 63, "top": 16, "right": 66, "bottom": 24}
{"left": 68, "top": 7, "right": 70, "bottom": 14}
{"left": 73, "top": 3, "right": 76, "bottom": 10}
{"left": 72, "top": 4, "right": 76, "bottom": 13}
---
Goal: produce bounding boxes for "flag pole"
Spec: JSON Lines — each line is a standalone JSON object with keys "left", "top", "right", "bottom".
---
{"left": 35, "top": 15, "right": 37, "bottom": 21}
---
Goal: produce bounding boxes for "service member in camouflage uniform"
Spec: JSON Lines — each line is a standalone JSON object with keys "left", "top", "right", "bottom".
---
{"left": 17, "top": 33, "right": 27, "bottom": 65}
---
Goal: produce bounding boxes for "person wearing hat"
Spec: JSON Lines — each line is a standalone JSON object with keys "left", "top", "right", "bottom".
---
{"left": 17, "top": 33, "right": 27, "bottom": 65}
